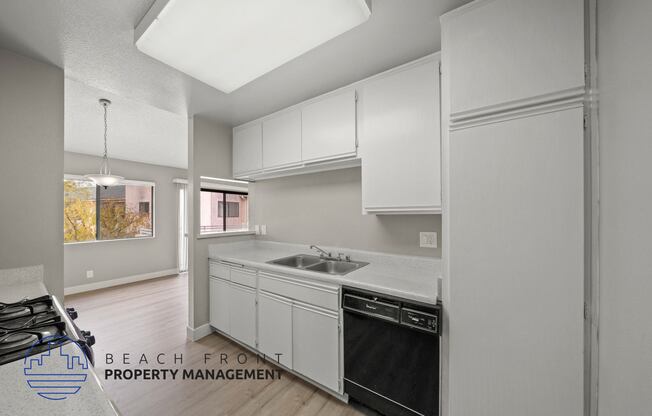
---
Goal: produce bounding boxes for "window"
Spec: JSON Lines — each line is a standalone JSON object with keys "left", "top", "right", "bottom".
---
{"left": 64, "top": 177, "right": 154, "bottom": 243}
{"left": 200, "top": 189, "right": 249, "bottom": 234}
{"left": 217, "top": 202, "right": 240, "bottom": 218}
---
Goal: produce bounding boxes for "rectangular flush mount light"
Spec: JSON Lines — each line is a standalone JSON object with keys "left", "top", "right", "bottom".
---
{"left": 135, "top": 0, "right": 371, "bottom": 93}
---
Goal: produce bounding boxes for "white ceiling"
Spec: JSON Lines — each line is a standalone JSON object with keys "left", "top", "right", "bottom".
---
{"left": 0, "top": 0, "right": 471, "bottom": 167}
{"left": 65, "top": 79, "right": 188, "bottom": 169}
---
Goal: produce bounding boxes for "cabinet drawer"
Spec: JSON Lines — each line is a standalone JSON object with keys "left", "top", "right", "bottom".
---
{"left": 209, "top": 261, "right": 230, "bottom": 280}
{"left": 259, "top": 272, "right": 339, "bottom": 311}
{"left": 230, "top": 268, "right": 257, "bottom": 288}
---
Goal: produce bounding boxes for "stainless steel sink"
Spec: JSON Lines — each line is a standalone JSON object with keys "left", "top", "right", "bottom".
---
{"left": 269, "top": 254, "right": 323, "bottom": 268}
{"left": 267, "top": 254, "right": 369, "bottom": 276}
{"left": 304, "top": 260, "right": 368, "bottom": 275}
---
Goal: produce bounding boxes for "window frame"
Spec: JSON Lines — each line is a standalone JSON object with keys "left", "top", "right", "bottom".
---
{"left": 199, "top": 188, "right": 249, "bottom": 235}
{"left": 63, "top": 174, "right": 156, "bottom": 244}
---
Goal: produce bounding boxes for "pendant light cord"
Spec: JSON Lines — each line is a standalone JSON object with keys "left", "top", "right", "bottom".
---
{"left": 103, "top": 102, "right": 108, "bottom": 159}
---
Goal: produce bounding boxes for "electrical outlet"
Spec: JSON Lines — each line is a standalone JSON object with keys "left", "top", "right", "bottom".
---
{"left": 254, "top": 225, "right": 260, "bottom": 235}
{"left": 86, "top": 270, "right": 94, "bottom": 279}
{"left": 420, "top": 232, "right": 437, "bottom": 248}
{"left": 261, "top": 225, "right": 267, "bottom": 235}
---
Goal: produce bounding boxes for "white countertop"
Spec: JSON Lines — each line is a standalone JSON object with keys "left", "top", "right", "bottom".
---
{"left": 209, "top": 240, "right": 440, "bottom": 304}
{"left": 0, "top": 267, "right": 118, "bottom": 416}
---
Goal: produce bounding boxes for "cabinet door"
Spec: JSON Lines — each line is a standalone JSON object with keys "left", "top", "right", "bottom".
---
{"left": 292, "top": 302, "right": 340, "bottom": 392}
{"left": 258, "top": 291, "right": 292, "bottom": 369}
{"left": 228, "top": 283, "right": 257, "bottom": 348}
{"left": 301, "top": 89, "right": 357, "bottom": 163}
{"left": 209, "top": 277, "right": 230, "bottom": 334}
{"left": 233, "top": 123, "right": 262, "bottom": 177}
{"left": 262, "top": 110, "right": 302, "bottom": 169}
{"left": 360, "top": 57, "right": 441, "bottom": 214}
{"left": 442, "top": 0, "right": 584, "bottom": 118}
{"left": 448, "top": 108, "right": 584, "bottom": 416}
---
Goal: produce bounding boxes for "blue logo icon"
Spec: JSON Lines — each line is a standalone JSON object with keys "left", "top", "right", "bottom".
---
{"left": 23, "top": 336, "right": 88, "bottom": 400}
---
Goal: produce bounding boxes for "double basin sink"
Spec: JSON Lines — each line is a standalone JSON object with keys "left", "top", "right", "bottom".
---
{"left": 268, "top": 254, "right": 369, "bottom": 276}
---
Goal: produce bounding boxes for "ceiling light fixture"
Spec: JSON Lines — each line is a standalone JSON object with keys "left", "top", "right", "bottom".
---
{"left": 84, "top": 99, "right": 123, "bottom": 187}
{"left": 134, "top": 0, "right": 372, "bottom": 93}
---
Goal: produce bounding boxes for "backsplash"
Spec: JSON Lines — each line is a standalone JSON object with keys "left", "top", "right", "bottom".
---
{"left": 250, "top": 167, "right": 441, "bottom": 257}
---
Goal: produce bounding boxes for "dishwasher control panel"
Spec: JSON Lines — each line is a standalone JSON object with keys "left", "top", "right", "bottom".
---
{"left": 400, "top": 308, "right": 438, "bottom": 334}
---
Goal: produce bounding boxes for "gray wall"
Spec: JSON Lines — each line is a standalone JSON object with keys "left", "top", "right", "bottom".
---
{"left": 188, "top": 116, "right": 251, "bottom": 329}
{"left": 598, "top": 1, "right": 652, "bottom": 414}
{"left": 252, "top": 168, "right": 441, "bottom": 257}
{"left": 63, "top": 152, "right": 186, "bottom": 288}
{"left": 0, "top": 48, "right": 64, "bottom": 298}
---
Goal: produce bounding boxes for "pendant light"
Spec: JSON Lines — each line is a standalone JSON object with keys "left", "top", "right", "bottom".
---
{"left": 84, "top": 98, "right": 123, "bottom": 187}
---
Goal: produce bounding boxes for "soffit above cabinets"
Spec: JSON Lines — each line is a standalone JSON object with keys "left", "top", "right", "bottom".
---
{"left": 135, "top": 0, "right": 371, "bottom": 94}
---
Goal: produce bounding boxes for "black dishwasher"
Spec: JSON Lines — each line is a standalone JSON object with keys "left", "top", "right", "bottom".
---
{"left": 343, "top": 287, "right": 440, "bottom": 416}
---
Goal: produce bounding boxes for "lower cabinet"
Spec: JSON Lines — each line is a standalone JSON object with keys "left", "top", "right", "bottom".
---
{"left": 292, "top": 301, "right": 340, "bottom": 392}
{"left": 209, "top": 277, "right": 230, "bottom": 334}
{"left": 258, "top": 291, "right": 293, "bottom": 369}
{"left": 228, "top": 282, "right": 257, "bottom": 348}
{"left": 210, "top": 263, "right": 342, "bottom": 395}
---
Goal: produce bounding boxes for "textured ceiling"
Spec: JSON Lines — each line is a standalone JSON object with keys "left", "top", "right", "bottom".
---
{"left": 0, "top": 0, "right": 471, "bottom": 166}
{"left": 65, "top": 79, "right": 188, "bottom": 168}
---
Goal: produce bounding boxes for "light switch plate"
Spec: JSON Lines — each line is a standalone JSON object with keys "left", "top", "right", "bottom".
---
{"left": 420, "top": 232, "right": 437, "bottom": 248}
{"left": 86, "top": 270, "right": 94, "bottom": 279}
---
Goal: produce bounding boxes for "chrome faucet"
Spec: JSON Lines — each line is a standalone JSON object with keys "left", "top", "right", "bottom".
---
{"left": 310, "top": 245, "right": 332, "bottom": 259}
{"left": 337, "top": 253, "right": 352, "bottom": 262}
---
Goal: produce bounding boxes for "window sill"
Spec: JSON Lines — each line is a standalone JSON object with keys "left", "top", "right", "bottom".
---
{"left": 64, "top": 236, "right": 156, "bottom": 245}
{"left": 197, "top": 230, "right": 256, "bottom": 239}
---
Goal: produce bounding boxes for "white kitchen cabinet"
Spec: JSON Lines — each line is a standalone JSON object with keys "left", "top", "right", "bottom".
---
{"left": 233, "top": 122, "right": 262, "bottom": 178}
{"left": 292, "top": 301, "right": 340, "bottom": 392}
{"left": 442, "top": 0, "right": 584, "bottom": 120}
{"left": 259, "top": 271, "right": 339, "bottom": 311}
{"left": 360, "top": 56, "right": 441, "bottom": 214}
{"left": 209, "top": 277, "right": 230, "bottom": 334}
{"left": 262, "top": 109, "right": 302, "bottom": 169}
{"left": 228, "top": 282, "right": 257, "bottom": 348}
{"left": 447, "top": 108, "right": 584, "bottom": 416}
{"left": 301, "top": 89, "right": 357, "bottom": 163}
{"left": 257, "top": 291, "right": 293, "bottom": 369}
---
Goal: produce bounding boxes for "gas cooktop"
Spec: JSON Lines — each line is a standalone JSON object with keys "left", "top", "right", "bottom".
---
{"left": 0, "top": 295, "right": 95, "bottom": 366}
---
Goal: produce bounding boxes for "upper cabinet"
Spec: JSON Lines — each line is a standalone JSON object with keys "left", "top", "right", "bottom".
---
{"left": 442, "top": 0, "right": 585, "bottom": 121}
{"left": 231, "top": 55, "right": 442, "bottom": 214}
{"left": 360, "top": 55, "right": 441, "bottom": 214}
{"left": 233, "top": 123, "right": 262, "bottom": 178}
{"left": 301, "top": 89, "right": 357, "bottom": 163}
{"left": 232, "top": 89, "right": 359, "bottom": 181}
{"left": 262, "top": 109, "right": 302, "bottom": 170}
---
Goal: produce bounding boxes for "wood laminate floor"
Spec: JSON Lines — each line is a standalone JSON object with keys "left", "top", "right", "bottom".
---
{"left": 65, "top": 274, "right": 369, "bottom": 416}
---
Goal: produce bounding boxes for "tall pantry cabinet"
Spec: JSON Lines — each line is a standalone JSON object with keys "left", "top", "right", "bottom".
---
{"left": 441, "top": 0, "right": 587, "bottom": 415}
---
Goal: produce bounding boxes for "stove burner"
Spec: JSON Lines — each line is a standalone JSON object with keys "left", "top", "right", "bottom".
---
{"left": 0, "top": 296, "right": 54, "bottom": 323}
{"left": 0, "top": 295, "right": 77, "bottom": 366}
{"left": 0, "top": 295, "right": 95, "bottom": 367}
{"left": 0, "top": 311, "right": 61, "bottom": 334}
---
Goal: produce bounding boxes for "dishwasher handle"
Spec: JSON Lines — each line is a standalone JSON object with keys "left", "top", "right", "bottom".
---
{"left": 343, "top": 294, "right": 400, "bottom": 322}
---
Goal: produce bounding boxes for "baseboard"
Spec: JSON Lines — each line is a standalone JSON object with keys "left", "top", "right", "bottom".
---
{"left": 64, "top": 268, "right": 179, "bottom": 295}
{"left": 187, "top": 323, "right": 212, "bottom": 341}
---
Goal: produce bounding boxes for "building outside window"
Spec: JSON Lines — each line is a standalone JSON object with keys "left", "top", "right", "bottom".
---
{"left": 200, "top": 189, "right": 249, "bottom": 234}
{"left": 64, "top": 177, "right": 154, "bottom": 243}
